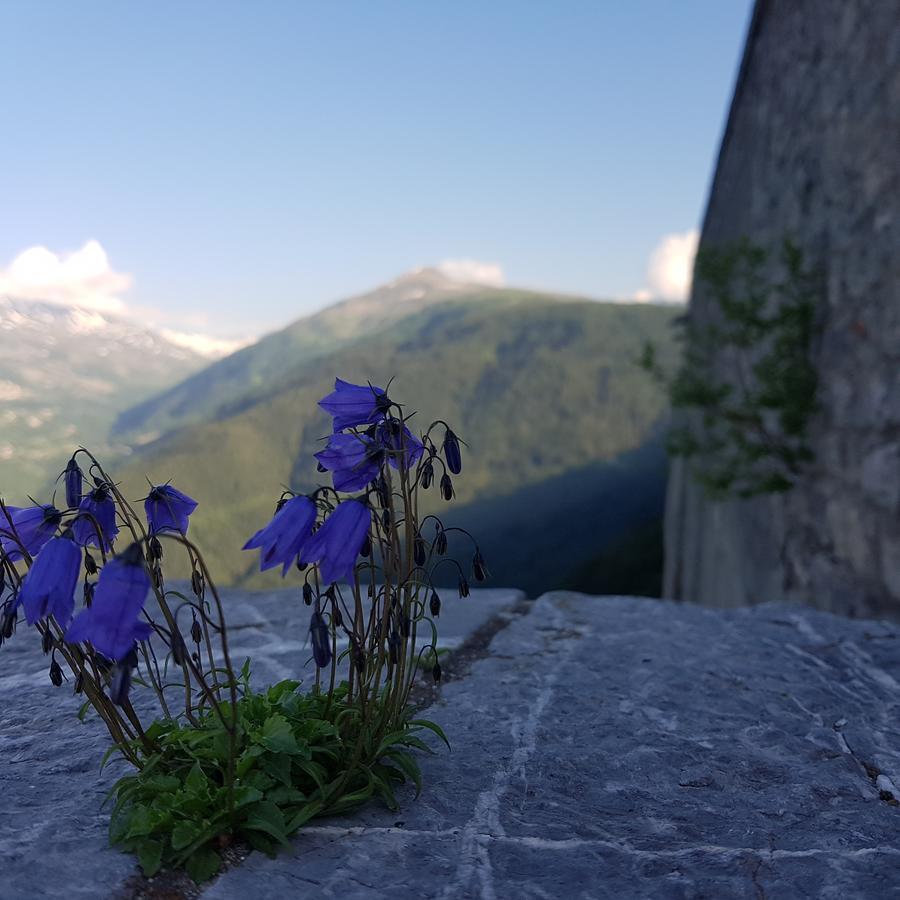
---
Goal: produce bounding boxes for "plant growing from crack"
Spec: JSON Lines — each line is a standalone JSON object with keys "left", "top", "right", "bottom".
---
{"left": 0, "top": 378, "right": 484, "bottom": 882}
{"left": 640, "top": 238, "right": 821, "bottom": 498}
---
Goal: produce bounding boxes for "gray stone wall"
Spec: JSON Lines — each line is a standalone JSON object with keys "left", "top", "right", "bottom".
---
{"left": 665, "top": 0, "right": 900, "bottom": 616}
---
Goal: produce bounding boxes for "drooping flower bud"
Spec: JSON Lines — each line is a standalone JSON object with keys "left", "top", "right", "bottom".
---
{"left": 414, "top": 534, "right": 427, "bottom": 567}
{"left": 191, "top": 570, "right": 204, "bottom": 598}
{"left": 388, "top": 630, "right": 401, "bottom": 664}
{"left": 374, "top": 475, "right": 390, "bottom": 508}
{"left": 49, "top": 658, "right": 64, "bottom": 687}
{"left": 109, "top": 663, "right": 132, "bottom": 706}
{"left": 440, "top": 474, "right": 454, "bottom": 502}
{"left": 429, "top": 590, "right": 441, "bottom": 617}
{"left": 171, "top": 630, "right": 188, "bottom": 665}
{"left": 191, "top": 615, "right": 203, "bottom": 645}
{"left": 435, "top": 530, "right": 448, "bottom": 556}
{"left": 443, "top": 429, "right": 462, "bottom": 475}
{"left": 360, "top": 534, "right": 371, "bottom": 558}
{"left": 420, "top": 461, "right": 434, "bottom": 490}
{"left": 302, "top": 583, "right": 314, "bottom": 605}
{"left": 84, "top": 551, "right": 98, "bottom": 575}
{"left": 1, "top": 604, "right": 16, "bottom": 640}
{"left": 309, "top": 610, "right": 331, "bottom": 669}
{"left": 472, "top": 550, "right": 488, "bottom": 583}
{"left": 332, "top": 606, "right": 343, "bottom": 629}
{"left": 432, "top": 660, "right": 442, "bottom": 683}
{"left": 353, "top": 642, "right": 365, "bottom": 674}
{"left": 64, "top": 458, "right": 83, "bottom": 509}
{"left": 149, "top": 536, "right": 163, "bottom": 561}
{"left": 458, "top": 576, "right": 470, "bottom": 598}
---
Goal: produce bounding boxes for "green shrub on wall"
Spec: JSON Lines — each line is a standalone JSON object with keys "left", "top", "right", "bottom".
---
{"left": 642, "top": 239, "right": 820, "bottom": 498}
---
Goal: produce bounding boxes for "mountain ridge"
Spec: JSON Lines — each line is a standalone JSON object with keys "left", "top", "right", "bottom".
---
{"left": 111, "top": 268, "right": 608, "bottom": 444}
{"left": 0, "top": 296, "right": 214, "bottom": 494}
{"left": 113, "top": 291, "right": 679, "bottom": 589}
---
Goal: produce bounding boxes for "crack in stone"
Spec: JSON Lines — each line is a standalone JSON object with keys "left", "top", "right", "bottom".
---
{"left": 438, "top": 611, "right": 586, "bottom": 900}
{"left": 295, "top": 823, "right": 900, "bottom": 861}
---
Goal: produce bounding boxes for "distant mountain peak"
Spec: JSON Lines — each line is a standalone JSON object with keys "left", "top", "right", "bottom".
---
{"left": 323, "top": 265, "right": 490, "bottom": 324}
{"left": 0, "top": 295, "right": 245, "bottom": 360}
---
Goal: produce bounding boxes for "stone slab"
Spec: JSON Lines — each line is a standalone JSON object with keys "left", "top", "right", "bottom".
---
{"left": 4, "top": 591, "right": 900, "bottom": 898}
{"left": 206, "top": 594, "right": 900, "bottom": 900}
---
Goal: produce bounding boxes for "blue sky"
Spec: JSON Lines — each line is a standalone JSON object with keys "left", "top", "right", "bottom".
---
{"left": 0, "top": 1, "right": 752, "bottom": 340}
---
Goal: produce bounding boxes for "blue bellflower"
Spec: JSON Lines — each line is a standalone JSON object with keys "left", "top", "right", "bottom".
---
{"left": 17, "top": 532, "right": 81, "bottom": 626}
{"left": 145, "top": 485, "right": 198, "bottom": 535}
{"left": 243, "top": 494, "right": 318, "bottom": 575}
{"left": 0, "top": 505, "right": 62, "bottom": 562}
{"left": 73, "top": 485, "right": 119, "bottom": 552}
{"left": 318, "top": 378, "right": 390, "bottom": 432}
{"left": 66, "top": 543, "right": 153, "bottom": 661}
{"left": 378, "top": 421, "right": 425, "bottom": 471}
{"left": 314, "top": 433, "right": 383, "bottom": 492}
{"left": 300, "top": 499, "right": 371, "bottom": 585}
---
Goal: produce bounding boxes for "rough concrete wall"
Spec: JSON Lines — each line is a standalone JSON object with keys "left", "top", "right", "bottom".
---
{"left": 665, "top": 0, "right": 900, "bottom": 617}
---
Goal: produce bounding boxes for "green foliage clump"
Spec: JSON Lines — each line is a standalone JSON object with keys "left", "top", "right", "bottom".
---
{"left": 641, "top": 239, "right": 820, "bottom": 498}
{"left": 109, "top": 672, "right": 446, "bottom": 882}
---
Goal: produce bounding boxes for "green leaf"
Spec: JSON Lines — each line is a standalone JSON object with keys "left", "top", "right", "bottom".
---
{"left": 385, "top": 749, "right": 423, "bottom": 797}
{"left": 285, "top": 799, "right": 323, "bottom": 832}
{"left": 185, "top": 846, "right": 222, "bottom": 884}
{"left": 244, "top": 801, "right": 290, "bottom": 846}
{"left": 137, "top": 839, "right": 163, "bottom": 877}
{"left": 295, "top": 759, "right": 327, "bottom": 790}
{"left": 266, "top": 785, "right": 307, "bottom": 805}
{"left": 266, "top": 679, "right": 301, "bottom": 703}
{"left": 243, "top": 829, "right": 277, "bottom": 857}
{"left": 232, "top": 785, "right": 264, "bottom": 809}
{"left": 236, "top": 745, "right": 265, "bottom": 777}
{"left": 396, "top": 734, "right": 434, "bottom": 755}
{"left": 261, "top": 751, "right": 293, "bottom": 787}
{"left": 185, "top": 763, "right": 208, "bottom": 794}
{"left": 409, "top": 719, "right": 451, "bottom": 750}
{"left": 171, "top": 820, "right": 203, "bottom": 851}
{"left": 376, "top": 730, "right": 408, "bottom": 756}
{"left": 370, "top": 771, "right": 400, "bottom": 811}
{"left": 125, "top": 805, "right": 156, "bottom": 839}
{"left": 260, "top": 714, "right": 301, "bottom": 755}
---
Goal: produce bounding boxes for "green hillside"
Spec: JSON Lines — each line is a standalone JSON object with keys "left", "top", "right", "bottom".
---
{"left": 114, "top": 293, "right": 679, "bottom": 590}
{"left": 112, "top": 267, "right": 504, "bottom": 442}
{"left": 439, "top": 436, "right": 668, "bottom": 596}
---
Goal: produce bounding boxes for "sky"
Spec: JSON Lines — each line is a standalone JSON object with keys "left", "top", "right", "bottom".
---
{"left": 0, "top": 1, "right": 753, "bottom": 343}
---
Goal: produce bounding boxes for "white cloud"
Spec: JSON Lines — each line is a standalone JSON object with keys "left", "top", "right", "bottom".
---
{"left": 634, "top": 229, "right": 699, "bottom": 303}
{"left": 0, "top": 240, "right": 132, "bottom": 312}
{"left": 437, "top": 258, "right": 506, "bottom": 287}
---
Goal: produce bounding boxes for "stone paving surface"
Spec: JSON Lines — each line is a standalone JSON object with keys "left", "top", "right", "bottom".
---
{"left": 4, "top": 590, "right": 900, "bottom": 898}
